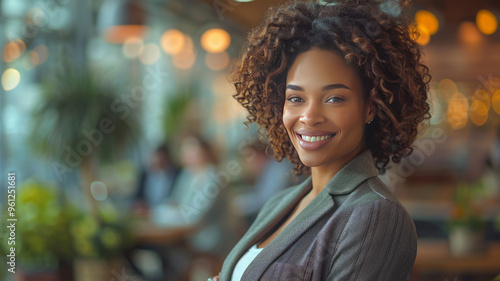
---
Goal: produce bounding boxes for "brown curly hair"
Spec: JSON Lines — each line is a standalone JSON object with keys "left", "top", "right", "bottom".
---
{"left": 231, "top": 0, "right": 431, "bottom": 176}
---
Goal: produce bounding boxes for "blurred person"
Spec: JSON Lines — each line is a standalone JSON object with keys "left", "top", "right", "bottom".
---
{"left": 210, "top": 1, "right": 431, "bottom": 280}
{"left": 151, "top": 134, "right": 239, "bottom": 277}
{"left": 133, "top": 143, "right": 180, "bottom": 217}
{"left": 129, "top": 135, "right": 239, "bottom": 281}
{"left": 153, "top": 134, "right": 220, "bottom": 226}
{"left": 234, "top": 141, "right": 303, "bottom": 224}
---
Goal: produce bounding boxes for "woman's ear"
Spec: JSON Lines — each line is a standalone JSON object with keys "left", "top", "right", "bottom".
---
{"left": 365, "top": 100, "right": 376, "bottom": 124}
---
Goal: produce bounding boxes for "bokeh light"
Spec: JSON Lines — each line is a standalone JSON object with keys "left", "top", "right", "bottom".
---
{"left": 447, "top": 92, "right": 468, "bottom": 130}
{"left": 205, "top": 52, "right": 229, "bottom": 71}
{"left": 437, "top": 79, "right": 458, "bottom": 100}
{"left": 22, "top": 50, "right": 40, "bottom": 70}
{"left": 476, "top": 9, "right": 498, "bottom": 35}
{"left": 1, "top": 68, "right": 21, "bottom": 91}
{"left": 26, "top": 7, "right": 46, "bottom": 26}
{"left": 458, "top": 21, "right": 483, "bottom": 45}
{"left": 139, "top": 43, "right": 160, "bottom": 65}
{"left": 201, "top": 28, "right": 231, "bottom": 53}
{"left": 492, "top": 90, "right": 500, "bottom": 115}
{"left": 161, "top": 29, "right": 185, "bottom": 55}
{"left": 469, "top": 100, "right": 488, "bottom": 126}
{"left": 413, "top": 24, "right": 430, "bottom": 46}
{"left": 104, "top": 25, "right": 147, "bottom": 44}
{"left": 172, "top": 36, "right": 196, "bottom": 69}
{"left": 3, "top": 39, "right": 26, "bottom": 63}
{"left": 90, "top": 181, "right": 108, "bottom": 201}
{"left": 173, "top": 53, "right": 196, "bottom": 70}
{"left": 415, "top": 10, "right": 439, "bottom": 35}
{"left": 472, "top": 89, "right": 490, "bottom": 110}
{"left": 429, "top": 90, "right": 443, "bottom": 125}
{"left": 34, "top": 44, "right": 49, "bottom": 64}
{"left": 122, "top": 37, "right": 144, "bottom": 58}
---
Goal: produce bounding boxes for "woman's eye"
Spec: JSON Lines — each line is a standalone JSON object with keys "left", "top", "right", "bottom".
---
{"left": 327, "top": 97, "right": 345, "bottom": 103}
{"left": 287, "top": 97, "right": 303, "bottom": 103}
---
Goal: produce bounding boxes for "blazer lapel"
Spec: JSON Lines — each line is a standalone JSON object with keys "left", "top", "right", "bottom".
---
{"left": 323, "top": 149, "right": 378, "bottom": 196}
{"left": 242, "top": 186, "right": 336, "bottom": 281}
{"left": 220, "top": 177, "right": 312, "bottom": 281}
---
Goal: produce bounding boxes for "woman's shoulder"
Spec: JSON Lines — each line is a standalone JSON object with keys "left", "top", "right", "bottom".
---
{"left": 341, "top": 175, "right": 406, "bottom": 208}
{"left": 337, "top": 176, "right": 417, "bottom": 240}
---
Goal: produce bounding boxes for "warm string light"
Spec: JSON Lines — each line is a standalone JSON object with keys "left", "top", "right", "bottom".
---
{"left": 412, "top": 8, "right": 498, "bottom": 46}
{"left": 476, "top": 9, "right": 498, "bottom": 35}
{"left": 3, "top": 39, "right": 26, "bottom": 63}
{"left": 438, "top": 77, "right": 500, "bottom": 129}
{"left": 2, "top": 68, "right": 21, "bottom": 91}
{"left": 160, "top": 28, "right": 232, "bottom": 70}
{"left": 201, "top": 28, "right": 231, "bottom": 53}
{"left": 413, "top": 10, "right": 438, "bottom": 46}
{"left": 161, "top": 29, "right": 185, "bottom": 55}
{"left": 447, "top": 92, "right": 469, "bottom": 130}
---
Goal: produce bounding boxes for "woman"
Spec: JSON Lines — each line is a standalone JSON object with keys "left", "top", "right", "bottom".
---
{"left": 210, "top": 0, "right": 430, "bottom": 280}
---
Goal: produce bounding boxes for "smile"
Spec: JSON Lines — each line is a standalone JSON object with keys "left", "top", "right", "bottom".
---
{"left": 298, "top": 134, "right": 335, "bottom": 143}
{"left": 295, "top": 132, "right": 337, "bottom": 151}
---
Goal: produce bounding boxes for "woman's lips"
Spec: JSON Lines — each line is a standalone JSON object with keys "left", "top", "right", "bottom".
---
{"left": 296, "top": 132, "right": 336, "bottom": 151}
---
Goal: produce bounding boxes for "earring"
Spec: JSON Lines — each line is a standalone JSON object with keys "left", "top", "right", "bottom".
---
{"left": 367, "top": 118, "right": 374, "bottom": 124}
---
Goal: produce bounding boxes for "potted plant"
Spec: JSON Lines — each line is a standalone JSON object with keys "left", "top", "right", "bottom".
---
{"left": 0, "top": 179, "right": 79, "bottom": 281}
{"left": 71, "top": 203, "right": 133, "bottom": 281}
{"left": 29, "top": 63, "right": 141, "bottom": 214}
{"left": 447, "top": 181, "right": 486, "bottom": 256}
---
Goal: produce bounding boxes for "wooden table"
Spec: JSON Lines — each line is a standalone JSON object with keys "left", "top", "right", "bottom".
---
{"left": 133, "top": 221, "right": 198, "bottom": 244}
{"left": 414, "top": 240, "right": 500, "bottom": 276}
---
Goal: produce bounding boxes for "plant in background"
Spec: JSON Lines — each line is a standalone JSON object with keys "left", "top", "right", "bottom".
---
{"left": 70, "top": 203, "right": 133, "bottom": 260}
{"left": 0, "top": 179, "right": 80, "bottom": 271}
{"left": 29, "top": 63, "right": 141, "bottom": 213}
{"left": 448, "top": 181, "right": 486, "bottom": 231}
{"left": 163, "top": 87, "right": 193, "bottom": 138}
{"left": 447, "top": 181, "right": 487, "bottom": 256}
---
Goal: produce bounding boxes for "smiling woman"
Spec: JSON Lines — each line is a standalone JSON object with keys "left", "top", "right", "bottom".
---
{"left": 211, "top": 0, "right": 431, "bottom": 280}
{"left": 283, "top": 48, "right": 373, "bottom": 192}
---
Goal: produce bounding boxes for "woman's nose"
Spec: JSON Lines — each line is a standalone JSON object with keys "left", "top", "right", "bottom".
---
{"left": 299, "top": 103, "right": 326, "bottom": 126}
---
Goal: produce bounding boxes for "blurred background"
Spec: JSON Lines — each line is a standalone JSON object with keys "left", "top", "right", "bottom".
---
{"left": 0, "top": 0, "right": 499, "bottom": 280}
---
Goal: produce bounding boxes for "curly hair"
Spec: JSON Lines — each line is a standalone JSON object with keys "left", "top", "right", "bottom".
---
{"left": 231, "top": 0, "right": 431, "bottom": 176}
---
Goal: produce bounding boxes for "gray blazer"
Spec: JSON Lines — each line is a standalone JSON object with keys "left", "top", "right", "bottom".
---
{"left": 219, "top": 149, "right": 417, "bottom": 281}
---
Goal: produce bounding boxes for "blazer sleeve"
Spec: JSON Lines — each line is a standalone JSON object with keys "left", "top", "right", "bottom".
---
{"left": 326, "top": 199, "right": 417, "bottom": 281}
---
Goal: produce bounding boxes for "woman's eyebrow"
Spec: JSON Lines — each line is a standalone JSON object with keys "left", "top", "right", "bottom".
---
{"left": 285, "top": 83, "right": 350, "bottom": 91}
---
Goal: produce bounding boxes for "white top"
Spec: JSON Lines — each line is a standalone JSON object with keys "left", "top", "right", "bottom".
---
{"left": 231, "top": 243, "right": 264, "bottom": 281}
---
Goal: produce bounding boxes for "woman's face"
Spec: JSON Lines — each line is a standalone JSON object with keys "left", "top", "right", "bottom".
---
{"left": 180, "top": 137, "right": 205, "bottom": 168}
{"left": 283, "top": 48, "right": 374, "bottom": 170}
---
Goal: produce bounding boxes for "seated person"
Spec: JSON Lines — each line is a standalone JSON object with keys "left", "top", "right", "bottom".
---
{"left": 133, "top": 144, "right": 180, "bottom": 216}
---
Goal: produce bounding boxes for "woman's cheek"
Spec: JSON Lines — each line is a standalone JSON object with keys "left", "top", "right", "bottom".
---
{"left": 282, "top": 107, "right": 294, "bottom": 131}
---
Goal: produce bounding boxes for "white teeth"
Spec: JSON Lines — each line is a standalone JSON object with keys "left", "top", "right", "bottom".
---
{"left": 300, "top": 134, "right": 333, "bottom": 143}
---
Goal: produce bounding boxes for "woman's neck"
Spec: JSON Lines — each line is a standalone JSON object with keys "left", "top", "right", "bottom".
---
{"left": 309, "top": 144, "right": 366, "bottom": 198}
